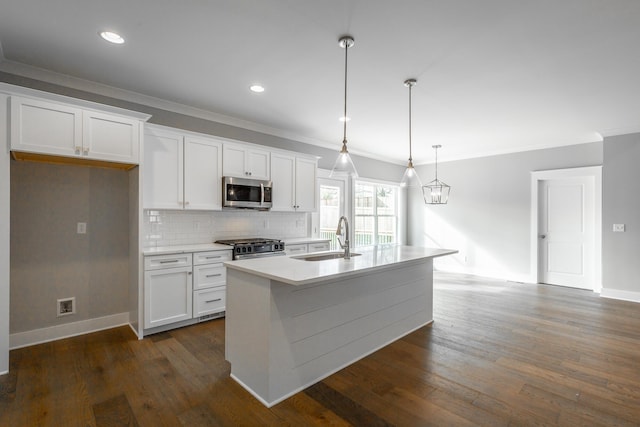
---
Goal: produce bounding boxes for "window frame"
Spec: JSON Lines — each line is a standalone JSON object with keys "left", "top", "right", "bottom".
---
{"left": 353, "top": 178, "right": 405, "bottom": 247}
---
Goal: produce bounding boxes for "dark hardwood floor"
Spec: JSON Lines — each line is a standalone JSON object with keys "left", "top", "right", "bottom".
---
{"left": 1, "top": 272, "right": 639, "bottom": 426}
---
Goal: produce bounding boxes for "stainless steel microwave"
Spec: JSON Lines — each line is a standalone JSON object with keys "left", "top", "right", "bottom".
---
{"left": 222, "top": 176, "right": 272, "bottom": 210}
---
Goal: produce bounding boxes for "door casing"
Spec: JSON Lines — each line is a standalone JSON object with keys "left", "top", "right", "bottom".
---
{"left": 530, "top": 166, "right": 602, "bottom": 292}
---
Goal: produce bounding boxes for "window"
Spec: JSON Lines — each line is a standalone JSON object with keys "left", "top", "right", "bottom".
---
{"left": 354, "top": 181, "right": 399, "bottom": 247}
{"left": 319, "top": 182, "right": 342, "bottom": 250}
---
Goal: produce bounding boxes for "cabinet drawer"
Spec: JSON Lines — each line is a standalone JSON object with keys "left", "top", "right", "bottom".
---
{"left": 194, "top": 288, "right": 226, "bottom": 317}
{"left": 308, "top": 242, "right": 330, "bottom": 253}
{"left": 193, "top": 250, "right": 232, "bottom": 265}
{"left": 286, "top": 244, "right": 308, "bottom": 255}
{"left": 193, "top": 264, "right": 226, "bottom": 290}
{"left": 144, "top": 253, "right": 192, "bottom": 270}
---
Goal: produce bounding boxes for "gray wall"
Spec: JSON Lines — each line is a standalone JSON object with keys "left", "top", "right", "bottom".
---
{"left": 10, "top": 161, "right": 130, "bottom": 333}
{"left": 1, "top": 94, "right": 10, "bottom": 373}
{"left": 410, "top": 142, "right": 603, "bottom": 282}
{"left": 602, "top": 133, "right": 640, "bottom": 294}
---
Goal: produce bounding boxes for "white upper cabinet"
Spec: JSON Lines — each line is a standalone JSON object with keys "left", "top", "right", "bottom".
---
{"left": 183, "top": 135, "right": 222, "bottom": 210}
{"left": 223, "top": 143, "right": 270, "bottom": 180}
{"left": 143, "top": 127, "right": 183, "bottom": 210}
{"left": 270, "top": 153, "right": 317, "bottom": 212}
{"left": 10, "top": 96, "right": 141, "bottom": 164}
{"left": 143, "top": 125, "right": 222, "bottom": 211}
{"left": 83, "top": 110, "right": 140, "bottom": 163}
{"left": 271, "top": 153, "right": 295, "bottom": 211}
{"left": 294, "top": 157, "right": 317, "bottom": 211}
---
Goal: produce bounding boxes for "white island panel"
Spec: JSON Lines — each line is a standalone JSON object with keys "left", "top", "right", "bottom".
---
{"left": 225, "top": 247, "right": 449, "bottom": 407}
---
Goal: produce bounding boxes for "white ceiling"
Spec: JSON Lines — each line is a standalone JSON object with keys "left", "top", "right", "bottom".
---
{"left": 1, "top": 0, "right": 639, "bottom": 164}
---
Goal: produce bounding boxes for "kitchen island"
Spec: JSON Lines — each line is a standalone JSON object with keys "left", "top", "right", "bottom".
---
{"left": 224, "top": 245, "right": 456, "bottom": 407}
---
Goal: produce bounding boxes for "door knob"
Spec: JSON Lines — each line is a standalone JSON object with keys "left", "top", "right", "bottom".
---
{"left": 540, "top": 234, "right": 547, "bottom": 239}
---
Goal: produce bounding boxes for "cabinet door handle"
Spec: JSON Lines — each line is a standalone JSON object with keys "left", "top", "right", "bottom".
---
{"left": 205, "top": 256, "right": 221, "bottom": 259}
{"left": 82, "top": 148, "right": 89, "bottom": 155}
{"left": 206, "top": 273, "right": 222, "bottom": 278}
{"left": 205, "top": 298, "right": 222, "bottom": 303}
{"left": 160, "top": 259, "right": 179, "bottom": 264}
{"left": 75, "top": 146, "right": 82, "bottom": 154}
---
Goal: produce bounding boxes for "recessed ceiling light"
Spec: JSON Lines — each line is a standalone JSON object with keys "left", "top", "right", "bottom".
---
{"left": 339, "top": 116, "right": 351, "bottom": 122}
{"left": 99, "top": 31, "right": 125, "bottom": 44}
{"left": 250, "top": 85, "right": 265, "bottom": 93}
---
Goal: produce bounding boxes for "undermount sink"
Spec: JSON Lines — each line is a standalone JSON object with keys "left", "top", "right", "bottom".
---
{"left": 293, "top": 251, "right": 362, "bottom": 261}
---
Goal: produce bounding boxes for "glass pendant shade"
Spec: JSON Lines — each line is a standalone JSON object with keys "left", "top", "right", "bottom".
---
{"left": 400, "top": 79, "right": 421, "bottom": 187}
{"left": 400, "top": 160, "right": 423, "bottom": 187}
{"left": 330, "top": 142, "right": 358, "bottom": 178}
{"left": 330, "top": 35, "right": 358, "bottom": 178}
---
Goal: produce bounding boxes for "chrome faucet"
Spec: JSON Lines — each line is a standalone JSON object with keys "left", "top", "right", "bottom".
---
{"left": 336, "top": 215, "right": 351, "bottom": 259}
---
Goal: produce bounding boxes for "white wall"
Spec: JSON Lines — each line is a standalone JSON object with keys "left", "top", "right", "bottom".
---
{"left": 602, "top": 133, "right": 640, "bottom": 301}
{"left": 0, "top": 94, "right": 10, "bottom": 374}
{"left": 410, "top": 142, "right": 603, "bottom": 282}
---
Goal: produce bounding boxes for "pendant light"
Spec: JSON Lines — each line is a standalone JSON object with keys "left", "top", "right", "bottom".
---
{"left": 330, "top": 36, "right": 358, "bottom": 178}
{"left": 400, "top": 79, "right": 422, "bottom": 187}
{"left": 422, "top": 145, "right": 451, "bottom": 204}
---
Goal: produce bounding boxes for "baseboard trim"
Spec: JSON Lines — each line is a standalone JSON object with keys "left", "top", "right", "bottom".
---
{"left": 434, "top": 265, "right": 533, "bottom": 285}
{"left": 9, "top": 312, "right": 130, "bottom": 350}
{"left": 600, "top": 288, "right": 640, "bottom": 303}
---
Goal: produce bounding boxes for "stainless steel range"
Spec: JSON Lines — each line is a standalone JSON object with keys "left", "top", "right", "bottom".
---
{"left": 215, "top": 237, "right": 286, "bottom": 260}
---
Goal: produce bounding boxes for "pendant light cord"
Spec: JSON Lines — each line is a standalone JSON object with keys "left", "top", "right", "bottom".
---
{"left": 343, "top": 40, "right": 349, "bottom": 145}
{"left": 408, "top": 83, "right": 413, "bottom": 162}
{"left": 434, "top": 145, "right": 438, "bottom": 180}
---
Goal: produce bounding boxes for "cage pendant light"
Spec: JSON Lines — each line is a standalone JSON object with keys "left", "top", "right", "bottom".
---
{"left": 400, "top": 79, "right": 422, "bottom": 187}
{"left": 422, "top": 145, "right": 451, "bottom": 204}
{"left": 330, "top": 36, "right": 358, "bottom": 178}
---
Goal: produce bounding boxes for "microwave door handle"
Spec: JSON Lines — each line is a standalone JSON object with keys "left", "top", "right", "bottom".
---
{"left": 260, "top": 183, "right": 265, "bottom": 206}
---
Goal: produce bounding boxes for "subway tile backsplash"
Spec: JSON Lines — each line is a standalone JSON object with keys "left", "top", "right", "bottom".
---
{"left": 143, "top": 209, "right": 308, "bottom": 248}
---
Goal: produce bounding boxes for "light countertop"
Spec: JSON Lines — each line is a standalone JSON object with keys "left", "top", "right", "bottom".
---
{"left": 143, "top": 243, "right": 232, "bottom": 256}
{"left": 224, "top": 245, "right": 457, "bottom": 286}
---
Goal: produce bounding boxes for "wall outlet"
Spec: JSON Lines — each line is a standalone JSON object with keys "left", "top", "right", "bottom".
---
{"left": 613, "top": 224, "right": 625, "bottom": 232}
{"left": 57, "top": 297, "right": 76, "bottom": 317}
{"left": 77, "top": 222, "right": 87, "bottom": 234}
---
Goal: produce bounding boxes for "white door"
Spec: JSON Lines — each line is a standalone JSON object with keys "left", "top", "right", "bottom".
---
{"left": 318, "top": 176, "right": 345, "bottom": 250}
{"left": 539, "top": 177, "right": 594, "bottom": 289}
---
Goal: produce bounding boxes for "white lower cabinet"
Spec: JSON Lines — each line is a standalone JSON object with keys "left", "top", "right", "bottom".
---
{"left": 285, "top": 241, "right": 330, "bottom": 255}
{"left": 144, "top": 263, "right": 193, "bottom": 329}
{"left": 308, "top": 241, "right": 331, "bottom": 252}
{"left": 144, "top": 249, "right": 231, "bottom": 332}
{"left": 192, "top": 250, "right": 231, "bottom": 318}
{"left": 285, "top": 243, "right": 308, "bottom": 255}
{"left": 194, "top": 287, "right": 226, "bottom": 317}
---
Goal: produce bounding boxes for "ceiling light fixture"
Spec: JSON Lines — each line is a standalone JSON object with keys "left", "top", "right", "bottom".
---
{"left": 330, "top": 35, "right": 358, "bottom": 178}
{"left": 250, "top": 85, "right": 265, "bottom": 93}
{"left": 422, "top": 145, "right": 451, "bottom": 204}
{"left": 400, "top": 79, "right": 422, "bottom": 188}
{"left": 99, "top": 31, "right": 125, "bottom": 44}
